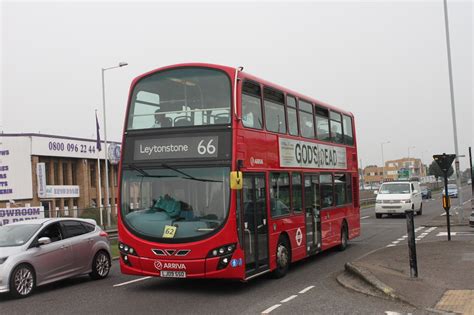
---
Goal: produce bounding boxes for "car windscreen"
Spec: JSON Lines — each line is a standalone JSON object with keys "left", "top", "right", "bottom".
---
{"left": 0, "top": 224, "right": 41, "bottom": 247}
{"left": 379, "top": 183, "right": 410, "bottom": 194}
{"left": 447, "top": 184, "right": 457, "bottom": 189}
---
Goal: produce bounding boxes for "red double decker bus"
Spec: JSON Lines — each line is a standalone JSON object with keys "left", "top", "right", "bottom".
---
{"left": 118, "top": 63, "right": 359, "bottom": 280}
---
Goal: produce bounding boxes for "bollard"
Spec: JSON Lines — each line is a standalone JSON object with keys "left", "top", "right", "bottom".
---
{"left": 405, "top": 210, "right": 418, "bottom": 278}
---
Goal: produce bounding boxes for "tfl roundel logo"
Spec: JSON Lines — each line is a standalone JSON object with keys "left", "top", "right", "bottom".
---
{"left": 154, "top": 260, "right": 163, "bottom": 270}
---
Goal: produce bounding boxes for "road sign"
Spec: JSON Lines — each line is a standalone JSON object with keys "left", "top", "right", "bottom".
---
{"left": 433, "top": 153, "right": 456, "bottom": 173}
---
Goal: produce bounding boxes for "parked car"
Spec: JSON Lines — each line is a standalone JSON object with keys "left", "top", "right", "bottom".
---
{"left": 374, "top": 181, "right": 423, "bottom": 218}
{"left": 442, "top": 184, "right": 459, "bottom": 198}
{"left": 468, "top": 179, "right": 472, "bottom": 185}
{"left": 0, "top": 218, "right": 111, "bottom": 298}
{"left": 420, "top": 186, "right": 432, "bottom": 199}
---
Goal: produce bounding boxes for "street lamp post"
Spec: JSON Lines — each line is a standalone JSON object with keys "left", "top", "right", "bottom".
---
{"left": 101, "top": 62, "right": 128, "bottom": 227}
{"left": 443, "top": 0, "right": 463, "bottom": 221}
{"left": 381, "top": 141, "right": 390, "bottom": 181}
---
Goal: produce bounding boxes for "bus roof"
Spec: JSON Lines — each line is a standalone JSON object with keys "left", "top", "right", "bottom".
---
{"left": 130, "top": 63, "right": 354, "bottom": 118}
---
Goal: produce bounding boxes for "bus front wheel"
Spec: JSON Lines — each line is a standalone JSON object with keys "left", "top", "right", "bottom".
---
{"left": 273, "top": 236, "right": 290, "bottom": 278}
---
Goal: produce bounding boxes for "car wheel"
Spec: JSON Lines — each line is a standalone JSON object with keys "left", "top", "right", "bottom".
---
{"left": 417, "top": 203, "right": 423, "bottom": 215}
{"left": 375, "top": 213, "right": 382, "bottom": 219}
{"left": 338, "top": 223, "right": 348, "bottom": 251}
{"left": 273, "top": 236, "right": 290, "bottom": 278}
{"left": 89, "top": 250, "right": 111, "bottom": 280}
{"left": 10, "top": 264, "right": 35, "bottom": 298}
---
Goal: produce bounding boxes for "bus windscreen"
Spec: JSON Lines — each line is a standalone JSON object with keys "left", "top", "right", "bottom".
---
{"left": 121, "top": 166, "right": 230, "bottom": 241}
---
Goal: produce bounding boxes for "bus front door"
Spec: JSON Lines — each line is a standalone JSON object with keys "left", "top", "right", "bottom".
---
{"left": 304, "top": 174, "right": 322, "bottom": 255}
{"left": 242, "top": 174, "right": 269, "bottom": 277}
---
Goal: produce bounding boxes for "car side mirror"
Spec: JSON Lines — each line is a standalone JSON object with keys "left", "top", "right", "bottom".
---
{"left": 38, "top": 237, "right": 51, "bottom": 246}
{"left": 373, "top": 191, "right": 378, "bottom": 195}
{"left": 413, "top": 190, "right": 418, "bottom": 194}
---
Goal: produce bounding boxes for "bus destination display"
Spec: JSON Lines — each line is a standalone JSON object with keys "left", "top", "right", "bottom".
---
{"left": 134, "top": 136, "right": 219, "bottom": 161}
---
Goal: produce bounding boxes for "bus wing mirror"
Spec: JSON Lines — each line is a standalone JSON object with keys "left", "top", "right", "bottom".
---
{"left": 230, "top": 171, "right": 243, "bottom": 190}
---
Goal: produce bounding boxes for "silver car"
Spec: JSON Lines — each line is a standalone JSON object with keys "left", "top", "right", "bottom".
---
{"left": 0, "top": 218, "right": 111, "bottom": 298}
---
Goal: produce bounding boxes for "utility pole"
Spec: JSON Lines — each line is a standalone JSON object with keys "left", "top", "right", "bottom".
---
{"left": 443, "top": 0, "right": 463, "bottom": 221}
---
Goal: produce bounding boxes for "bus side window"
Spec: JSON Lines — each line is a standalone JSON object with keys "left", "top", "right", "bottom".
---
{"left": 334, "top": 173, "right": 347, "bottom": 206}
{"left": 330, "top": 111, "right": 343, "bottom": 144}
{"left": 287, "top": 95, "right": 299, "bottom": 136}
{"left": 263, "top": 87, "right": 286, "bottom": 134}
{"left": 342, "top": 115, "right": 354, "bottom": 145}
{"left": 298, "top": 100, "right": 315, "bottom": 138}
{"left": 270, "top": 172, "right": 291, "bottom": 217}
{"left": 242, "top": 81, "right": 263, "bottom": 130}
{"left": 291, "top": 173, "right": 303, "bottom": 213}
{"left": 320, "top": 174, "right": 334, "bottom": 208}
{"left": 315, "top": 106, "right": 330, "bottom": 142}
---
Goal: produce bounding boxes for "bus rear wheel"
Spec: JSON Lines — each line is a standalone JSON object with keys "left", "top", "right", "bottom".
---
{"left": 273, "top": 236, "right": 290, "bottom": 278}
{"left": 338, "top": 223, "right": 348, "bottom": 251}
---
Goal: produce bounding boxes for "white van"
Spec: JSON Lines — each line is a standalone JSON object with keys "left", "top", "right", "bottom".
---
{"left": 374, "top": 181, "right": 422, "bottom": 219}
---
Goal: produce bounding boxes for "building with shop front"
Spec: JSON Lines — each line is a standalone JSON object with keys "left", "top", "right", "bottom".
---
{"left": 0, "top": 133, "right": 121, "bottom": 226}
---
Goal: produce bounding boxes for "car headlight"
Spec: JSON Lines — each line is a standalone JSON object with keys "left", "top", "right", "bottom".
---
{"left": 0, "top": 257, "right": 8, "bottom": 264}
{"left": 400, "top": 199, "right": 412, "bottom": 204}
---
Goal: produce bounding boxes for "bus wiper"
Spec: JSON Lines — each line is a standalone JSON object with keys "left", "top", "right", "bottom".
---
{"left": 161, "top": 163, "right": 222, "bottom": 183}
{"left": 128, "top": 164, "right": 176, "bottom": 178}
{"left": 128, "top": 164, "right": 149, "bottom": 177}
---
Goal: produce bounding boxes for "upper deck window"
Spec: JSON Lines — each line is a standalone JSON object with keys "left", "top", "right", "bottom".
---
{"left": 298, "top": 100, "right": 315, "bottom": 138}
{"left": 330, "top": 111, "right": 343, "bottom": 144}
{"left": 127, "top": 68, "right": 231, "bottom": 130}
{"left": 264, "top": 88, "right": 286, "bottom": 134}
{"left": 286, "top": 96, "right": 298, "bottom": 136}
{"left": 342, "top": 115, "right": 354, "bottom": 145}
{"left": 315, "top": 106, "right": 330, "bottom": 142}
{"left": 242, "top": 81, "right": 263, "bottom": 130}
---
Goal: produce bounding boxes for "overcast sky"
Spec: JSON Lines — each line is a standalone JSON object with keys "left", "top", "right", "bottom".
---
{"left": 1, "top": 0, "right": 472, "bottom": 169}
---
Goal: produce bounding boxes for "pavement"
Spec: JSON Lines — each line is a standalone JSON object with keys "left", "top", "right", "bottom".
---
{"left": 338, "top": 202, "right": 474, "bottom": 314}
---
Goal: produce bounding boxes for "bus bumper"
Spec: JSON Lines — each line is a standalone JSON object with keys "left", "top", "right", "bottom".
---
{"left": 119, "top": 254, "right": 244, "bottom": 279}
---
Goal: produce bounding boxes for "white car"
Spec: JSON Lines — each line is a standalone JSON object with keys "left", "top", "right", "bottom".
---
{"left": 374, "top": 181, "right": 423, "bottom": 219}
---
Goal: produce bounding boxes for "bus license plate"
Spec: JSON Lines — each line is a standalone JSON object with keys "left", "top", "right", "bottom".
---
{"left": 160, "top": 271, "right": 186, "bottom": 278}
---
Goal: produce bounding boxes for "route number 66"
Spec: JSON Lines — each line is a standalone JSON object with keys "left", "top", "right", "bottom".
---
{"left": 197, "top": 139, "right": 216, "bottom": 155}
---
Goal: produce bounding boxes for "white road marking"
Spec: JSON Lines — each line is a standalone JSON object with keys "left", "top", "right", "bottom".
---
{"left": 392, "top": 240, "right": 400, "bottom": 244}
{"left": 361, "top": 216, "right": 371, "bottom": 220}
{"left": 113, "top": 276, "right": 152, "bottom": 287}
{"left": 261, "top": 304, "right": 282, "bottom": 314}
{"left": 299, "top": 285, "right": 315, "bottom": 294}
{"left": 280, "top": 295, "right": 298, "bottom": 303}
{"left": 437, "top": 232, "right": 474, "bottom": 237}
{"left": 386, "top": 244, "right": 396, "bottom": 247}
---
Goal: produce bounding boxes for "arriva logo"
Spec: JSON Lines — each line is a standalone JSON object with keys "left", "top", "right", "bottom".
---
{"left": 154, "top": 260, "right": 186, "bottom": 270}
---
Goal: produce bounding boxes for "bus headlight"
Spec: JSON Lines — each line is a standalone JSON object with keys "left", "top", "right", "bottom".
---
{"left": 217, "top": 255, "right": 232, "bottom": 270}
{"left": 207, "top": 243, "right": 236, "bottom": 258}
{"left": 119, "top": 242, "right": 138, "bottom": 256}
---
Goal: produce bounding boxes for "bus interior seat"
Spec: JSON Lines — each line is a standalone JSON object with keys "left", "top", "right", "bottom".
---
{"left": 174, "top": 116, "right": 192, "bottom": 126}
{"left": 214, "top": 113, "right": 230, "bottom": 124}
{"left": 161, "top": 117, "right": 172, "bottom": 127}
